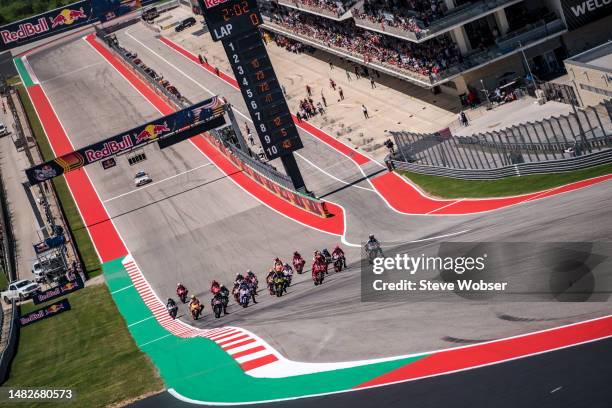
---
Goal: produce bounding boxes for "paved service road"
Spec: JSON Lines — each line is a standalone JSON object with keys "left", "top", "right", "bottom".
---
{"left": 26, "top": 28, "right": 612, "bottom": 362}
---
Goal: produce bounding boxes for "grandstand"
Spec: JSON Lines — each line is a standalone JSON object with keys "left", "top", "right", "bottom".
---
{"left": 258, "top": 0, "right": 612, "bottom": 99}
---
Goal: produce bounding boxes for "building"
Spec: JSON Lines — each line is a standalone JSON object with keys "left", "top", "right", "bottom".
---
{"left": 258, "top": 0, "right": 612, "bottom": 100}
{"left": 564, "top": 40, "right": 612, "bottom": 106}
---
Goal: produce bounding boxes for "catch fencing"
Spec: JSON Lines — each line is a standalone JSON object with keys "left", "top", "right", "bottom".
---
{"left": 0, "top": 300, "right": 19, "bottom": 384}
{"left": 392, "top": 100, "right": 612, "bottom": 172}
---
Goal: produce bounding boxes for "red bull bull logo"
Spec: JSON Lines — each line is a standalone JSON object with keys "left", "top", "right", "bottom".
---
{"left": 134, "top": 122, "right": 170, "bottom": 144}
{"left": 49, "top": 7, "right": 88, "bottom": 28}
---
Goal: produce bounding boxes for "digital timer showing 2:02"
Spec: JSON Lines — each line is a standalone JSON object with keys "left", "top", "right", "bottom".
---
{"left": 199, "top": 0, "right": 262, "bottom": 41}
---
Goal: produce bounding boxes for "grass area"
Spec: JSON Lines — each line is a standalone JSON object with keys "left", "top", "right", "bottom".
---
{"left": 0, "top": 266, "right": 7, "bottom": 291}
{"left": 7, "top": 75, "right": 22, "bottom": 86}
{"left": 399, "top": 163, "right": 612, "bottom": 199}
{"left": 16, "top": 84, "right": 102, "bottom": 277}
{"left": 5, "top": 285, "right": 164, "bottom": 408}
{"left": 0, "top": 0, "right": 75, "bottom": 25}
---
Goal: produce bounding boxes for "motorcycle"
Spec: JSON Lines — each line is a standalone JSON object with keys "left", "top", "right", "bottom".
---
{"left": 232, "top": 283, "right": 241, "bottom": 303}
{"left": 273, "top": 276, "right": 285, "bottom": 297}
{"left": 212, "top": 298, "right": 224, "bottom": 318}
{"left": 313, "top": 271, "right": 324, "bottom": 286}
{"left": 190, "top": 302, "right": 203, "bottom": 320}
{"left": 239, "top": 288, "right": 250, "bottom": 308}
{"left": 322, "top": 249, "right": 332, "bottom": 264}
{"left": 294, "top": 258, "right": 305, "bottom": 274}
{"left": 333, "top": 254, "right": 344, "bottom": 273}
{"left": 365, "top": 242, "right": 383, "bottom": 264}
{"left": 177, "top": 288, "right": 188, "bottom": 303}
{"left": 167, "top": 301, "right": 178, "bottom": 319}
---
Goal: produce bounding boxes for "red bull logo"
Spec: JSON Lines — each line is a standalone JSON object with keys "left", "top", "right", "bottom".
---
{"left": 49, "top": 7, "right": 88, "bottom": 29}
{"left": 202, "top": 0, "right": 229, "bottom": 9}
{"left": 1, "top": 18, "right": 49, "bottom": 45}
{"left": 84, "top": 135, "right": 133, "bottom": 162}
{"left": 134, "top": 122, "right": 170, "bottom": 144}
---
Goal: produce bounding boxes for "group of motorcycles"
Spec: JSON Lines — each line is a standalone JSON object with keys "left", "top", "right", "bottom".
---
{"left": 165, "top": 237, "right": 383, "bottom": 322}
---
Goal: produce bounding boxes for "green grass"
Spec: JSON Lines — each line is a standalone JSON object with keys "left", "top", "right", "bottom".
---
{"left": 0, "top": 265, "right": 8, "bottom": 291}
{"left": 16, "top": 84, "right": 101, "bottom": 277}
{"left": 5, "top": 285, "right": 164, "bottom": 408}
{"left": 399, "top": 163, "right": 612, "bottom": 199}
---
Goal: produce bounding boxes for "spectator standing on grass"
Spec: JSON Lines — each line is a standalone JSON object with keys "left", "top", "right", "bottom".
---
{"left": 362, "top": 104, "right": 369, "bottom": 119}
{"left": 306, "top": 85, "right": 312, "bottom": 96}
{"left": 338, "top": 87, "right": 344, "bottom": 100}
{"left": 370, "top": 77, "right": 376, "bottom": 89}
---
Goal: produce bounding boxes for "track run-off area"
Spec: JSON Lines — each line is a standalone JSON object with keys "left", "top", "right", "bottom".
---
{"left": 13, "top": 25, "right": 612, "bottom": 404}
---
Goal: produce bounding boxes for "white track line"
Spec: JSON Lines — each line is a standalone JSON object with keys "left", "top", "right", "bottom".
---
{"left": 103, "top": 162, "right": 213, "bottom": 202}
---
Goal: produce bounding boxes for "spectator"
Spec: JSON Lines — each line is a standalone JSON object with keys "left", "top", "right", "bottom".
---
{"left": 370, "top": 77, "right": 376, "bottom": 89}
{"left": 362, "top": 104, "right": 369, "bottom": 119}
{"left": 338, "top": 87, "right": 344, "bottom": 100}
{"left": 321, "top": 93, "right": 327, "bottom": 107}
{"left": 247, "top": 131, "right": 255, "bottom": 145}
{"left": 329, "top": 78, "right": 336, "bottom": 90}
{"left": 306, "top": 84, "right": 312, "bottom": 96}
{"left": 329, "top": 59, "right": 334, "bottom": 69}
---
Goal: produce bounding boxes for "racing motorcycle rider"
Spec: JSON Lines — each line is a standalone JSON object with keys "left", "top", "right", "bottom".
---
{"left": 210, "top": 280, "right": 220, "bottom": 295}
{"left": 293, "top": 251, "right": 306, "bottom": 274}
{"left": 366, "top": 234, "right": 384, "bottom": 257}
{"left": 176, "top": 282, "right": 188, "bottom": 303}
{"left": 245, "top": 272, "right": 258, "bottom": 303}
{"left": 235, "top": 273, "right": 245, "bottom": 285}
{"left": 282, "top": 263, "right": 293, "bottom": 291}
{"left": 312, "top": 252, "right": 327, "bottom": 282}
{"left": 266, "top": 268, "right": 275, "bottom": 295}
{"left": 332, "top": 245, "right": 347, "bottom": 268}
{"left": 166, "top": 298, "right": 178, "bottom": 319}
{"left": 189, "top": 295, "right": 204, "bottom": 320}
{"left": 246, "top": 270, "right": 259, "bottom": 295}
{"left": 211, "top": 290, "right": 228, "bottom": 315}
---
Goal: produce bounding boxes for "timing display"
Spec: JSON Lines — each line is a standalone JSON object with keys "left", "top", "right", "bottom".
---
{"left": 199, "top": 0, "right": 262, "bottom": 41}
{"left": 222, "top": 33, "right": 303, "bottom": 160}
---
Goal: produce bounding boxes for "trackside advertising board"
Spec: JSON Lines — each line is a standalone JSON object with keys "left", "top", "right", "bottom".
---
{"left": 33, "top": 277, "right": 84, "bottom": 305}
{"left": 19, "top": 299, "right": 71, "bottom": 327}
{"left": 0, "top": 1, "right": 96, "bottom": 51}
{"left": 92, "top": 0, "right": 159, "bottom": 23}
{"left": 25, "top": 97, "right": 225, "bottom": 185}
{"left": 562, "top": 0, "right": 612, "bottom": 30}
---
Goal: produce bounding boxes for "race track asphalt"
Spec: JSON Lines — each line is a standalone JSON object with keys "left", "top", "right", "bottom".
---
{"left": 128, "top": 336, "right": 612, "bottom": 408}
{"left": 25, "top": 26, "right": 612, "bottom": 362}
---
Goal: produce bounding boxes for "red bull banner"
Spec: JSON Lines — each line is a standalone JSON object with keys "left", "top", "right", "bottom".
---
{"left": 19, "top": 299, "right": 71, "bottom": 327}
{"left": 33, "top": 277, "right": 84, "bottom": 305}
{"left": 26, "top": 97, "right": 225, "bottom": 185}
{"left": 202, "top": 132, "right": 330, "bottom": 218}
{"left": 93, "top": 0, "right": 159, "bottom": 23}
{"left": 0, "top": 1, "right": 96, "bottom": 51}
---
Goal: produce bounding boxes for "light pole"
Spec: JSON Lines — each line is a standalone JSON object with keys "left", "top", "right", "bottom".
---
{"left": 518, "top": 40, "right": 537, "bottom": 91}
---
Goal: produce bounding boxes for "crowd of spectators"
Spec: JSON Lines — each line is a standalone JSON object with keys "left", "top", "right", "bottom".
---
{"left": 354, "top": 0, "right": 448, "bottom": 38}
{"left": 269, "top": 11, "right": 462, "bottom": 80}
{"left": 287, "top": 0, "right": 352, "bottom": 17}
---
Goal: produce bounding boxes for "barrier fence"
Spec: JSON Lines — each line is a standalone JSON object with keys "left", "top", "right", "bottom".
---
{"left": 388, "top": 148, "right": 612, "bottom": 180}
{"left": 392, "top": 100, "right": 612, "bottom": 171}
{"left": 206, "top": 129, "right": 330, "bottom": 218}
{"left": 0, "top": 300, "right": 18, "bottom": 384}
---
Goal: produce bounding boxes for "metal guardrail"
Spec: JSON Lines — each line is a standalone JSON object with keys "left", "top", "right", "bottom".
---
{"left": 0, "top": 300, "right": 19, "bottom": 384}
{"left": 393, "top": 100, "right": 612, "bottom": 170}
{"left": 209, "top": 128, "right": 295, "bottom": 190}
{"left": 388, "top": 148, "right": 612, "bottom": 180}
